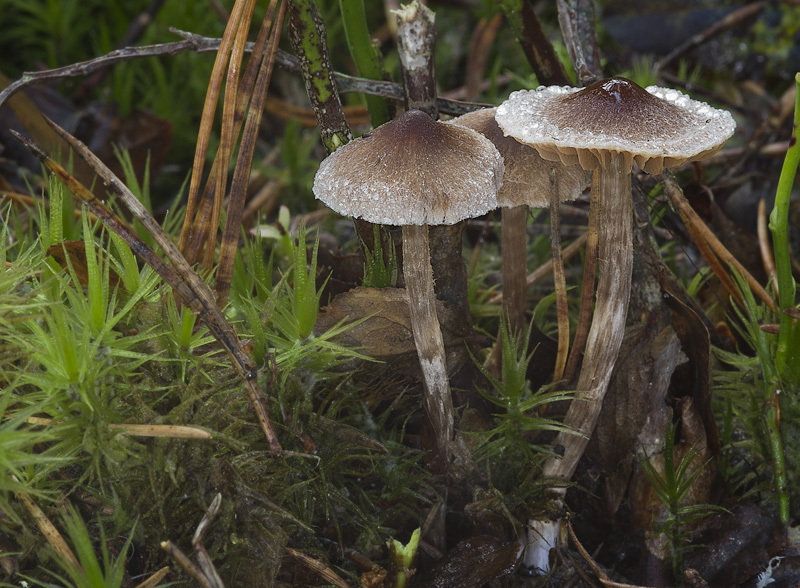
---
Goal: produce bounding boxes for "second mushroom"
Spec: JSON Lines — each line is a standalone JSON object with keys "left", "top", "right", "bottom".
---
{"left": 495, "top": 76, "right": 735, "bottom": 570}
{"left": 313, "top": 109, "right": 503, "bottom": 466}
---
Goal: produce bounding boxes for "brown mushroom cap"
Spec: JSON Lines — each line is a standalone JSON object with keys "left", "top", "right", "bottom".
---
{"left": 450, "top": 107, "right": 589, "bottom": 208}
{"left": 313, "top": 109, "right": 503, "bottom": 226}
{"left": 495, "top": 77, "right": 736, "bottom": 174}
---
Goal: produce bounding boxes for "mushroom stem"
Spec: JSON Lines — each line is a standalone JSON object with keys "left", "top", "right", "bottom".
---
{"left": 402, "top": 223, "right": 454, "bottom": 466}
{"left": 501, "top": 205, "right": 529, "bottom": 335}
{"left": 547, "top": 156, "right": 632, "bottom": 479}
{"left": 525, "top": 156, "right": 633, "bottom": 569}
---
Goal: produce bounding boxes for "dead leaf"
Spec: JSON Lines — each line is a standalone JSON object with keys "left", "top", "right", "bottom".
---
{"left": 314, "top": 286, "right": 471, "bottom": 371}
{"left": 588, "top": 322, "right": 683, "bottom": 516}
{"left": 684, "top": 503, "right": 785, "bottom": 586}
{"left": 46, "top": 240, "right": 121, "bottom": 289}
{"left": 422, "top": 535, "right": 519, "bottom": 588}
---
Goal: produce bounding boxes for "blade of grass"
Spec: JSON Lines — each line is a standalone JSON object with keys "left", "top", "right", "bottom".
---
{"left": 770, "top": 73, "right": 800, "bottom": 391}
{"left": 13, "top": 476, "right": 80, "bottom": 568}
{"left": 12, "top": 126, "right": 281, "bottom": 451}
{"left": 339, "top": 0, "right": 392, "bottom": 127}
{"left": 216, "top": 0, "right": 286, "bottom": 304}
{"left": 178, "top": 0, "right": 254, "bottom": 256}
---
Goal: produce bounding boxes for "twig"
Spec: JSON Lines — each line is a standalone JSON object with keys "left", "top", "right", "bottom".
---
{"left": 486, "top": 231, "right": 588, "bottom": 305}
{"left": 161, "top": 494, "right": 226, "bottom": 588}
{"left": 659, "top": 171, "right": 774, "bottom": 313}
{"left": 133, "top": 566, "right": 171, "bottom": 588}
{"left": 556, "top": 0, "right": 602, "bottom": 85}
{"left": 657, "top": 2, "right": 767, "bottom": 73}
{"left": 13, "top": 477, "right": 80, "bottom": 568}
{"left": 193, "top": 494, "right": 226, "bottom": 588}
{"left": 758, "top": 198, "right": 778, "bottom": 294}
{"left": 161, "top": 540, "right": 214, "bottom": 588}
{"left": 284, "top": 548, "right": 351, "bottom": 588}
{"left": 0, "top": 30, "right": 488, "bottom": 116}
{"left": 567, "top": 519, "right": 655, "bottom": 588}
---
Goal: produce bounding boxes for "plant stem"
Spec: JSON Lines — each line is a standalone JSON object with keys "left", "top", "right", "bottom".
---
{"left": 501, "top": 205, "right": 528, "bottom": 335}
{"left": 770, "top": 72, "right": 800, "bottom": 392}
{"left": 394, "top": 1, "right": 437, "bottom": 117}
{"left": 286, "top": 0, "right": 352, "bottom": 153}
{"left": 339, "top": 0, "right": 392, "bottom": 127}
{"left": 402, "top": 224, "right": 453, "bottom": 467}
{"left": 496, "top": 0, "right": 571, "bottom": 86}
{"left": 766, "top": 382, "right": 789, "bottom": 523}
{"left": 550, "top": 196, "right": 569, "bottom": 382}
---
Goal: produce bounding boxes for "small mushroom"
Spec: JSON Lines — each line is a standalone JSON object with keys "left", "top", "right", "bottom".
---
{"left": 451, "top": 107, "right": 589, "bottom": 379}
{"left": 496, "top": 77, "right": 735, "bottom": 571}
{"left": 313, "top": 109, "right": 503, "bottom": 466}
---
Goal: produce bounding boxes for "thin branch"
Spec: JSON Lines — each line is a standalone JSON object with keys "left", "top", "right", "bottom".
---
{"left": 657, "top": 2, "right": 767, "bottom": 73}
{"left": 0, "top": 30, "right": 488, "bottom": 116}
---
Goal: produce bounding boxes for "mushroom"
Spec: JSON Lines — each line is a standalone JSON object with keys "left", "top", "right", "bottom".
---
{"left": 495, "top": 76, "right": 735, "bottom": 571}
{"left": 313, "top": 109, "right": 503, "bottom": 466}
{"left": 450, "top": 107, "right": 589, "bottom": 379}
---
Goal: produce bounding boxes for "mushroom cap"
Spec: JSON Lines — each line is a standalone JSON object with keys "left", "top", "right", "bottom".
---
{"left": 313, "top": 109, "right": 503, "bottom": 226}
{"left": 495, "top": 77, "right": 736, "bottom": 174}
{"left": 450, "top": 107, "right": 589, "bottom": 208}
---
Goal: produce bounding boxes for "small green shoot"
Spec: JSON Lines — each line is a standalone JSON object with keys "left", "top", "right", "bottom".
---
{"left": 361, "top": 224, "right": 397, "bottom": 288}
{"left": 469, "top": 314, "right": 574, "bottom": 465}
{"left": 639, "top": 422, "right": 727, "bottom": 586}
{"left": 387, "top": 527, "right": 420, "bottom": 588}
{"left": 722, "top": 269, "right": 790, "bottom": 523}
{"left": 769, "top": 72, "right": 800, "bottom": 395}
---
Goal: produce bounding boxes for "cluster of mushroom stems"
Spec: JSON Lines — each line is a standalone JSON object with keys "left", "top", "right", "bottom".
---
{"left": 313, "top": 76, "right": 735, "bottom": 573}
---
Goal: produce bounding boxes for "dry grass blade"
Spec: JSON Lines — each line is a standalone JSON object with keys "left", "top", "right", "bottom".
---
{"left": 178, "top": 0, "right": 255, "bottom": 260}
{"left": 758, "top": 197, "right": 779, "bottom": 294}
{"left": 564, "top": 193, "right": 599, "bottom": 383}
{"left": 11, "top": 125, "right": 281, "bottom": 451}
{"left": 216, "top": 0, "right": 286, "bottom": 304}
{"left": 567, "top": 519, "right": 655, "bottom": 588}
{"left": 13, "top": 477, "right": 80, "bottom": 568}
{"left": 161, "top": 540, "right": 215, "bottom": 588}
{"left": 107, "top": 424, "right": 213, "bottom": 439}
{"left": 26, "top": 417, "right": 212, "bottom": 439}
{"left": 201, "top": 0, "right": 259, "bottom": 271}
{"left": 133, "top": 566, "right": 170, "bottom": 588}
{"left": 486, "top": 229, "right": 588, "bottom": 305}
{"left": 660, "top": 172, "right": 774, "bottom": 313}
{"left": 284, "top": 548, "right": 351, "bottom": 588}
{"left": 550, "top": 195, "right": 569, "bottom": 382}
